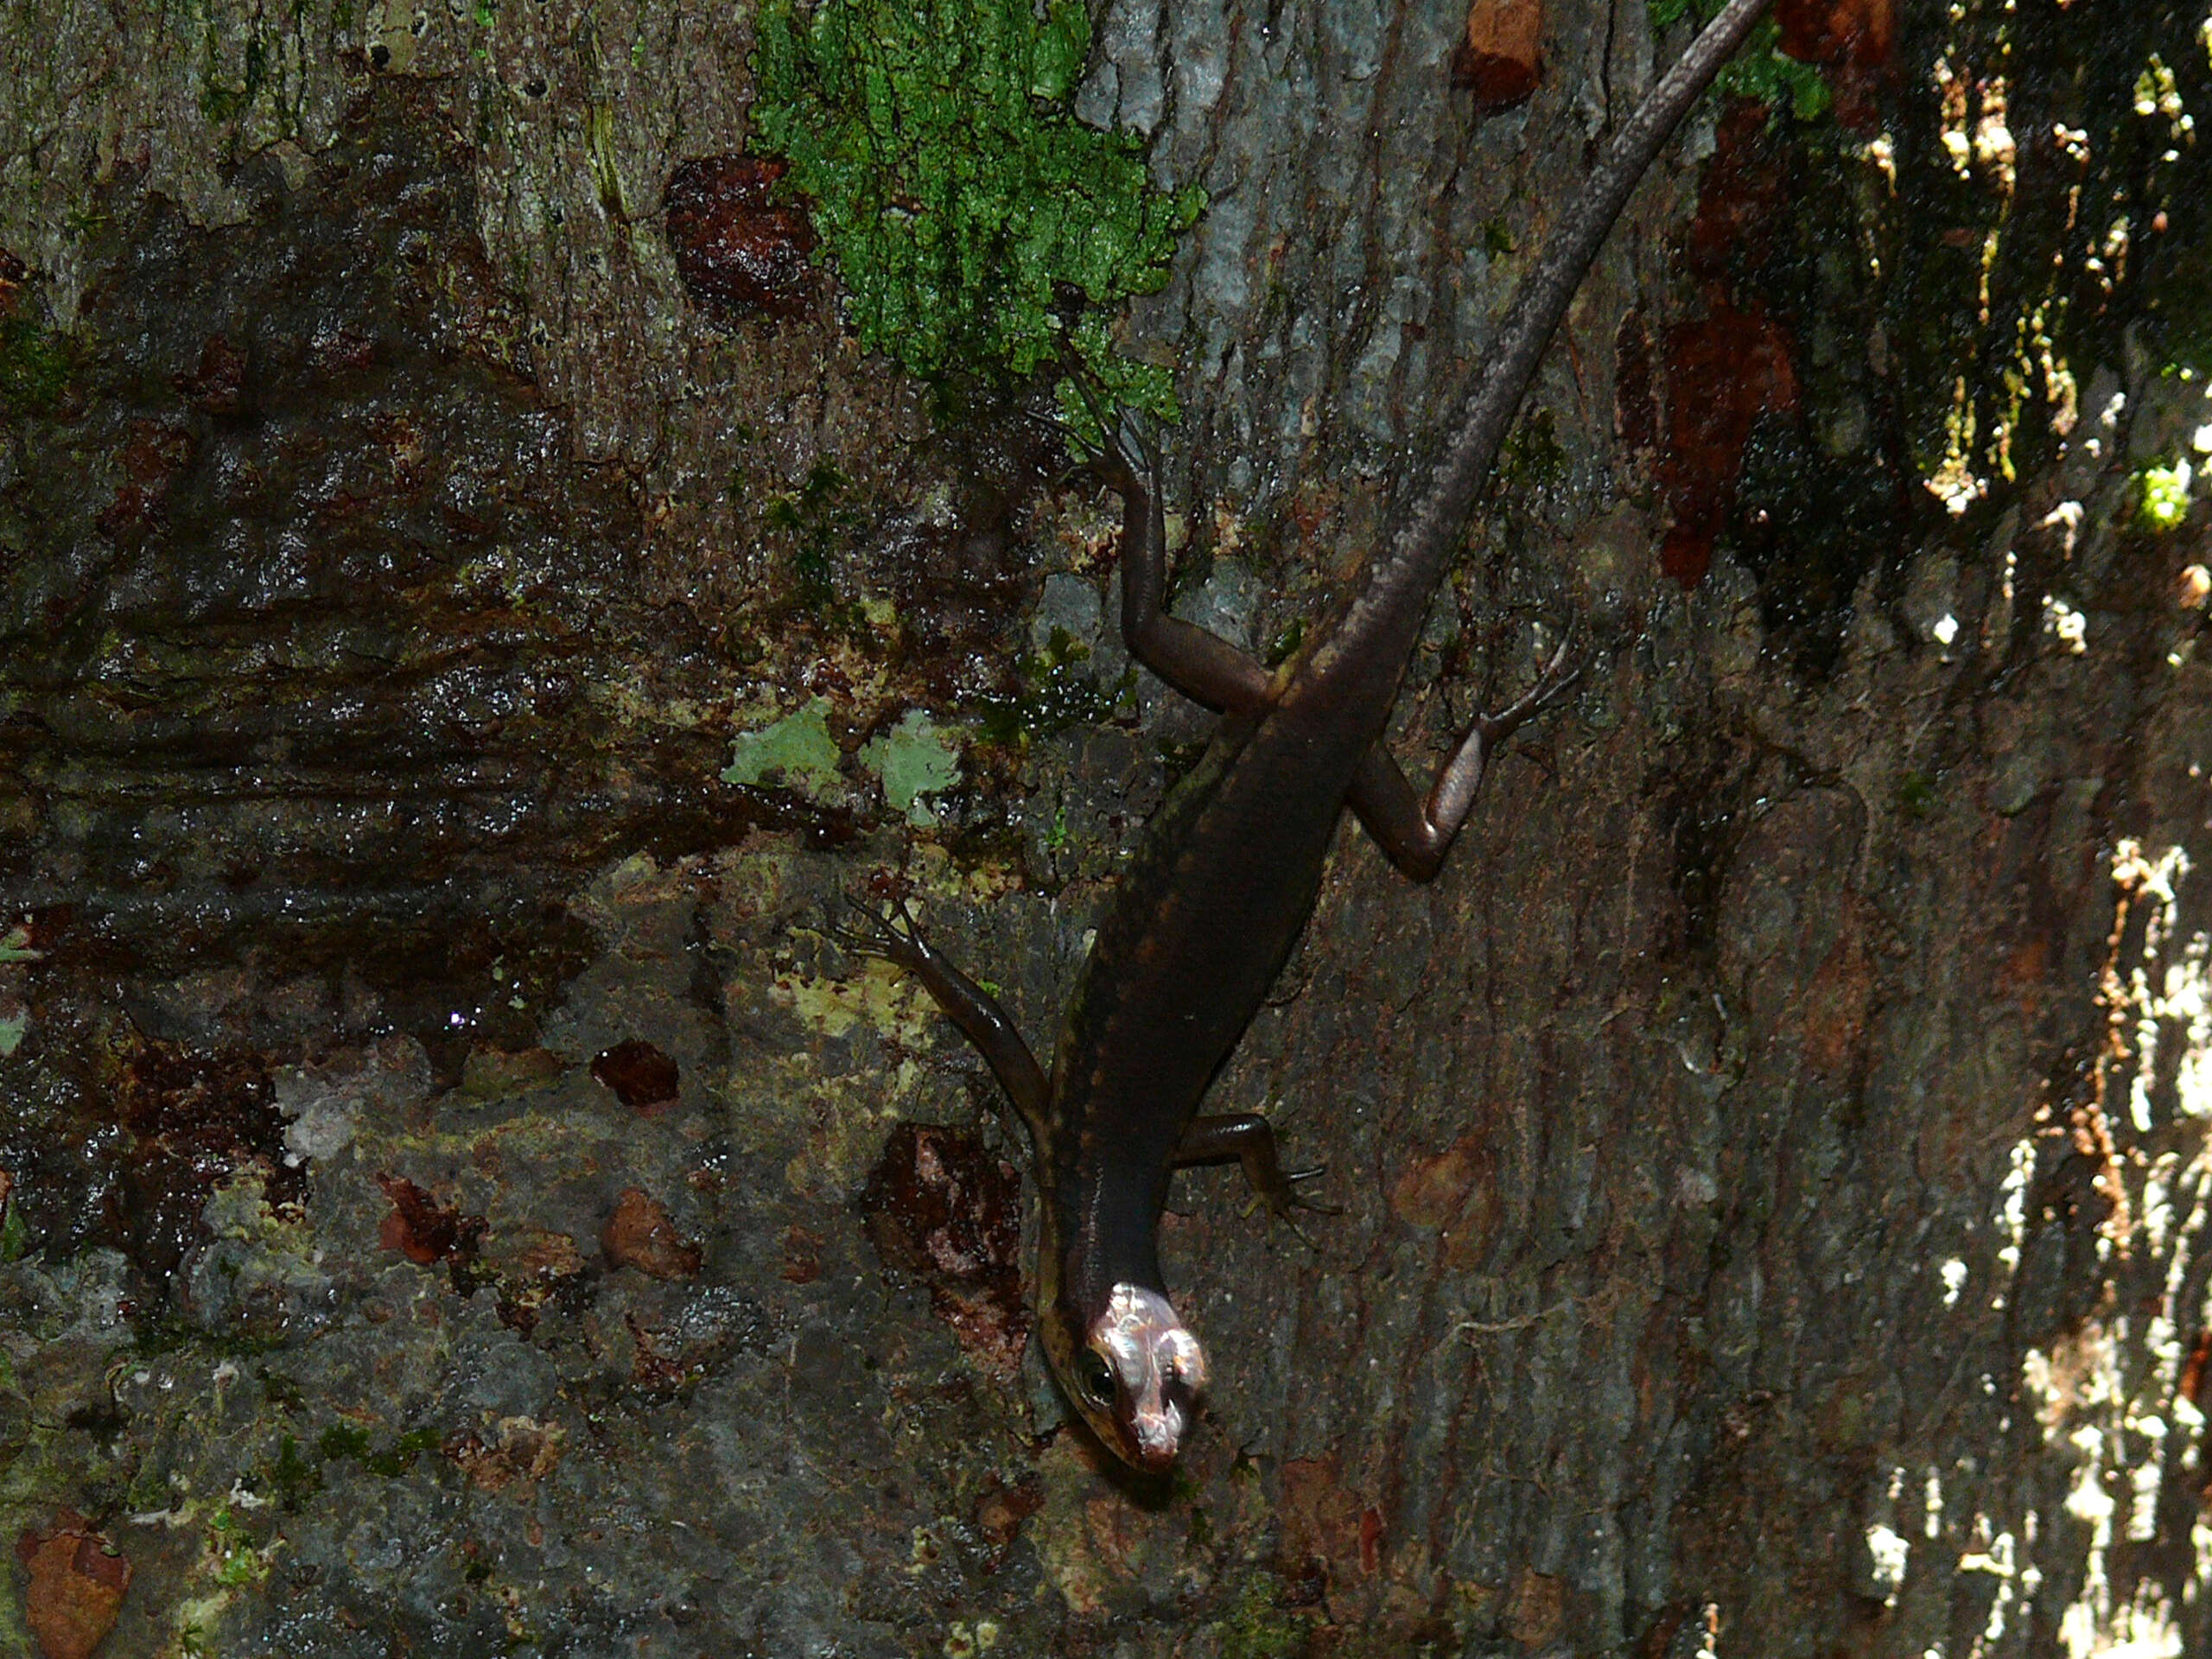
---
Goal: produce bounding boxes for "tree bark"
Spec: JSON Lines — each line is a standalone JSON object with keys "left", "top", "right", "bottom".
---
{"left": 2, "top": 2, "right": 2209, "bottom": 1656}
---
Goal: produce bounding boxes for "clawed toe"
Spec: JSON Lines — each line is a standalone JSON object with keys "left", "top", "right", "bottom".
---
{"left": 1477, "top": 627, "right": 1583, "bottom": 746}
{"left": 823, "top": 892, "right": 928, "bottom": 972}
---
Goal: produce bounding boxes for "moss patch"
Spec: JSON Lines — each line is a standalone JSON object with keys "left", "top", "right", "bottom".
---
{"left": 0, "top": 318, "right": 70, "bottom": 413}
{"left": 748, "top": 0, "right": 1203, "bottom": 424}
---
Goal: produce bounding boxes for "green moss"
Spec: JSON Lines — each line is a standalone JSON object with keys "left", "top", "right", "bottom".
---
{"left": 1648, "top": 5, "right": 1828, "bottom": 123}
{"left": 316, "top": 1421, "right": 372, "bottom": 1461}
{"left": 1215, "top": 1579, "right": 1305, "bottom": 1659}
{"left": 1496, "top": 407, "right": 1566, "bottom": 490}
{"left": 361, "top": 1427, "right": 442, "bottom": 1477}
{"left": 270, "top": 1433, "right": 321, "bottom": 1508}
{"left": 749, "top": 0, "right": 1204, "bottom": 423}
{"left": 310, "top": 1421, "right": 440, "bottom": 1478}
{"left": 0, "top": 320, "right": 71, "bottom": 414}
{"left": 763, "top": 459, "right": 857, "bottom": 601}
{"left": 1897, "top": 770, "right": 1938, "bottom": 819}
{"left": 208, "top": 1508, "right": 266, "bottom": 1586}
{"left": 2138, "top": 458, "right": 2196, "bottom": 531}
{"left": 199, "top": 30, "right": 270, "bottom": 126}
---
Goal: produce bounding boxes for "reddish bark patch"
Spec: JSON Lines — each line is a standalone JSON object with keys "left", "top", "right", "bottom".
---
{"left": 589, "top": 1039, "right": 680, "bottom": 1112}
{"left": 1800, "top": 926, "right": 1875, "bottom": 1074}
{"left": 601, "top": 1186, "right": 702, "bottom": 1281}
{"left": 0, "top": 247, "right": 25, "bottom": 315}
{"left": 175, "top": 334, "right": 249, "bottom": 414}
{"left": 1506, "top": 1567, "right": 1566, "bottom": 1647}
{"left": 375, "top": 1173, "right": 486, "bottom": 1268}
{"left": 1389, "top": 1135, "right": 1478, "bottom": 1228}
{"left": 1616, "top": 308, "right": 1656, "bottom": 457}
{"left": 2180, "top": 1329, "right": 2212, "bottom": 1414}
{"left": 101, "top": 1033, "right": 298, "bottom": 1282}
{"left": 1995, "top": 934, "right": 2054, "bottom": 1024}
{"left": 486, "top": 1225, "right": 588, "bottom": 1333}
{"left": 861, "top": 1123, "right": 1028, "bottom": 1370}
{"left": 974, "top": 1474, "right": 1045, "bottom": 1548}
{"left": 1450, "top": 0, "right": 1541, "bottom": 111}
{"left": 16, "top": 1514, "right": 130, "bottom": 1659}
{"left": 1279, "top": 1455, "right": 1373, "bottom": 1614}
{"left": 1776, "top": 0, "right": 1895, "bottom": 130}
{"left": 664, "top": 155, "right": 817, "bottom": 323}
{"left": 1388, "top": 1133, "right": 1499, "bottom": 1267}
{"left": 625, "top": 1312, "right": 688, "bottom": 1393}
{"left": 780, "top": 1222, "right": 823, "bottom": 1284}
{"left": 1685, "top": 100, "right": 1789, "bottom": 283}
{"left": 1657, "top": 302, "right": 1799, "bottom": 587}
{"left": 448, "top": 1416, "right": 566, "bottom": 1496}
{"left": 96, "top": 419, "right": 195, "bottom": 541}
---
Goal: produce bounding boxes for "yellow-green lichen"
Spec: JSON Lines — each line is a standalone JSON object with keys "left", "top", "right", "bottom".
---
{"left": 2138, "top": 458, "right": 2196, "bottom": 531}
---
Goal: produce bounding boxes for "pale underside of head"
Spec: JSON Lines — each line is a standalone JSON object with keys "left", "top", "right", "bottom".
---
{"left": 1071, "top": 1281, "right": 1206, "bottom": 1472}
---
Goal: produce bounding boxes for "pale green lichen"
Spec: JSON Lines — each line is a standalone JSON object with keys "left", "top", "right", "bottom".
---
{"left": 861, "top": 711, "right": 963, "bottom": 824}
{"left": 721, "top": 699, "right": 845, "bottom": 793}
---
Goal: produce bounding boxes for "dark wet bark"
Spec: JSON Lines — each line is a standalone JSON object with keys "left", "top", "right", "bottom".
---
{"left": 2, "top": 3, "right": 2210, "bottom": 1656}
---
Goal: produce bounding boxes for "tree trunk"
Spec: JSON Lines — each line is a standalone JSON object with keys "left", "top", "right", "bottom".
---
{"left": 2, "top": 1, "right": 2209, "bottom": 1655}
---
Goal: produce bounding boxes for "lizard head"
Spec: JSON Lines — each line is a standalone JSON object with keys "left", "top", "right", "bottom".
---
{"left": 1056, "top": 1282, "right": 1207, "bottom": 1472}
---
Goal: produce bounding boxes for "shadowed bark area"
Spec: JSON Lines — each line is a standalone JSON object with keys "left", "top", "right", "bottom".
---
{"left": 2, "top": 2, "right": 2209, "bottom": 1656}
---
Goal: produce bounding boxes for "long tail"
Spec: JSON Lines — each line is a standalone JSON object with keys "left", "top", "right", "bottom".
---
{"left": 1313, "top": 0, "right": 1774, "bottom": 677}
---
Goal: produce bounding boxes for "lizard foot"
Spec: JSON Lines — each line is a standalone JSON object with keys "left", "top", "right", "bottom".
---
{"left": 823, "top": 889, "right": 931, "bottom": 976}
{"left": 1474, "top": 626, "right": 1583, "bottom": 750}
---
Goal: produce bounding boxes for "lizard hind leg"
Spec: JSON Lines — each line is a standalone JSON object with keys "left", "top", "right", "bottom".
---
{"left": 1073, "top": 391, "right": 1276, "bottom": 717}
{"left": 1349, "top": 627, "right": 1582, "bottom": 880}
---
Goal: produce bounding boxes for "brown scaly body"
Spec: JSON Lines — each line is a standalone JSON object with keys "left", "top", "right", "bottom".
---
{"left": 859, "top": 0, "right": 1776, "bottom": 1472}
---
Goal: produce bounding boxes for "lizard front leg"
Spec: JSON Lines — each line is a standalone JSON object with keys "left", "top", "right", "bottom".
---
{"left": 833, "top": 900, "right": 1051, "bottom": 1139}
{"left": 1093, "top": 415, "right": 1576, "bottom": 858}
{"left": 1173, "top": 1114, "right": 1336, "bottom": 1220}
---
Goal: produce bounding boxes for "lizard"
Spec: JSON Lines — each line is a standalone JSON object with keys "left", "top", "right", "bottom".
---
{"left": 847, "top": 0, "right": 1776, "bottom": 1472}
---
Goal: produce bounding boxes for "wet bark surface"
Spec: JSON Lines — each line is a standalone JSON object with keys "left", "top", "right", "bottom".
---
{"left": 3, "top": 2, "right": 2211, "bottom": 1656}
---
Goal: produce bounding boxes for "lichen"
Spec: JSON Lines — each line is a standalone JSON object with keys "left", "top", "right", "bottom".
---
{"left": 861, "top": 710, "right": 964, "bottom": 825}
{"left": 721, "top": 699, "right": 846, "bottom": 794}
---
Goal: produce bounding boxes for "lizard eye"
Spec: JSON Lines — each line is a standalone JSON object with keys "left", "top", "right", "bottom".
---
{"left": 1076, "top": 1348, "right": 1116, "bottom": 1408}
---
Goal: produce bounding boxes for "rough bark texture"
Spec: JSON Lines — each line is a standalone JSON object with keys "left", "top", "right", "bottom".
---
{"left": 3, "top": 2, "right": 2210, "bottom": 1656}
